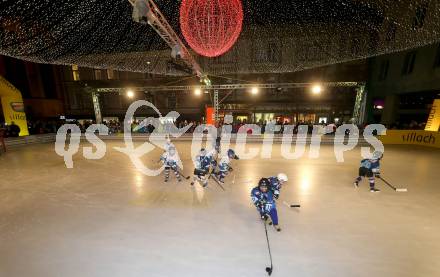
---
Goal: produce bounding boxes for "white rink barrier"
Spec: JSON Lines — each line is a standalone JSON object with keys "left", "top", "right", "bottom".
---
{"left": 97, "top": 134, "right": 370, "bottom": 145}
{"left": 4, "top": 134, "right": 56, "bottom": 148}
{"left": 4, "top": 133, "right": 370, "bottom": 147}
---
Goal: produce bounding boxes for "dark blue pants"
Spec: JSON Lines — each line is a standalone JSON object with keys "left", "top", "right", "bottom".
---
{"left": 217, "top": 170, "right": 228, "bottom": 182}
{"left": 260, "top": 208, "right": 278, "bottom": 225}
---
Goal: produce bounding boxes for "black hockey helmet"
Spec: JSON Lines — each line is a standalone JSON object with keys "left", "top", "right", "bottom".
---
{"left": 258, "top": 178, "right": 270, "bottom": 188}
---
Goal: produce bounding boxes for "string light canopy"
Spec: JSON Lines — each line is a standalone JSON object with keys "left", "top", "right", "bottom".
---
{"left": 0, "top": 0, "right": 439, "bottom": 75}
{"left": 180, "top": 0, "right": 243, "bottom": 57}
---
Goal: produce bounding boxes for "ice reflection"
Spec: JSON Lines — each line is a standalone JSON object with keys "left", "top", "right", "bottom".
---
{"left": 237, "top": 167, "right": 258, "bottom": 195}
{"left": 299, "top": 166, "right": 312, "bottom": 194}
{"left": 134, "top": 173, "right": 144, "bottom": 195}
{"left": 193, "top": 182, "right": 205, "bottom": 203}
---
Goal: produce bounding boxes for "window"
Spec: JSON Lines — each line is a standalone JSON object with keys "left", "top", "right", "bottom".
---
{"left": 350, "top": 35, "right": 361, "bottom": 57}
{"left": 107, "top": 69, "right": 115, "bottom": 79}
{"left": 144, "top": 92, "right": 154, "bottom": 104}
{"left": 254, "top": 41, "right": 280, "bottom": 63}
{"left": 385, "top": 22, "right": 397, "bottom": 42}
{"left": 318, "top": 117, "right": 327, "bottom": 124}
{"left": 213, "top": 51, "right": 235, "bottom": 64}
{"left": 378, "top": 60, "right": 390, "bottom": 81}
{"left": 41, "top": 64, "right": 56, "bottom": 98}
{"left": 402, "top": 51, "right": 416, "bottom": 75}
{"left": 168, "top": 93, "right": 177, "bottom": 109}
{"left": 94, "top": 69, "right": 102, "bottom": 80}
{"left": 254, "top": 47, "right": 267, "bottom": 63}
{"left": 412, "top": 3, "right": 428, "bottom": 30}
{"left": 71, "top": 65, "right": 80, "bottom": 81}
{"left": 434, "top": 44, "right": 440, "bottom": 68}
{"left": 268, "top": 42, "right": 280, "bottom": 63}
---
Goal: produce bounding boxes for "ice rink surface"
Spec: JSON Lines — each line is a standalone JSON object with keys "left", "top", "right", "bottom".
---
{"left": 1, "top": 141, "right": 440, "bottom": 277}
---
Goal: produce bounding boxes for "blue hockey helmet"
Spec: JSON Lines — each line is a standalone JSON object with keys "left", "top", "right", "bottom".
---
{"left": 227, "top": 149, "right": 239, "bottom": 159}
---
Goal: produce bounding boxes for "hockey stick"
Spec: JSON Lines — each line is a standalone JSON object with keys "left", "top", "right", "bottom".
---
{"left": 209, "top": 173, "right": 226, "bottom": 191}
{"left": 378, "top": 176, "right": 407, "bottom": 192}
{"left": 206, "top": 153, "right": 225, "bottom": 191}
{"left": 177, "top": 170, "right": 191, "bottom": 180}
{"left": 283, "top": 201, "right": 301, "bottom": 208}
{"left": 263, "top": 220, "right": 273, "bottom": 276}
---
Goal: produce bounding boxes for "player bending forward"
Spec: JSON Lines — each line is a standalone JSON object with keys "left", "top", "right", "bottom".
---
{"left": 267, "top": 173, "right": 288, "bottom": 199}
{"left": 160, "top": 146, "right": 182, "bottom": 182}
{"left": 213, "top": 149, "right": 239, "bottom": 184}
{"left": 354, "top": 151, "right": 383, "bottom": 192}
{"left": 251, "top": 178, "right": 281, "bottom": 232}
{"left": 191, "top": 148, "right": 215, "bottom": 187}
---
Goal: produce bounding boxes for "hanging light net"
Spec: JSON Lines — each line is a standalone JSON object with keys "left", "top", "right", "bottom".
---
{"left": 0, "top": 0, "right": 439, "bottom": 75}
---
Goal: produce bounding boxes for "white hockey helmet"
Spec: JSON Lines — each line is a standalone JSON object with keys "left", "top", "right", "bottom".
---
{"left": 372, "top": 151, "right": 383, "bottom": 160}
{"left": 277, "top": 173, "right": 288, "bottom": 182}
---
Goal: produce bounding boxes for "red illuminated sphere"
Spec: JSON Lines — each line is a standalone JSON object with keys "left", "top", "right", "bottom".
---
{"left": 180, "top": 0, "right": 243, "bottom": 57}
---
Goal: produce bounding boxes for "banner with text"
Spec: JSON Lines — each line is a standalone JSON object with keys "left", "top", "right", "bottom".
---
{"left": 425, "top": 99, "right": 440, "bottom": 132}
{"left": 380, "top": 130, "right": 440, "bottom": 148}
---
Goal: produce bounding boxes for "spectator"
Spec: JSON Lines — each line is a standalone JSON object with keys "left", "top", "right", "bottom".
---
{"left": 8, "top": 121, "right": 20, "bottom": 137}
{"left": 0, "top": 125, "right": 6, "bottom": 153}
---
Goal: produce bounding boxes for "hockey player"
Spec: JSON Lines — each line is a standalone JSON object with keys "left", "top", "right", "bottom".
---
{"left": 160, "top": 146, "right": 182, "bottom": 182}
{"left": 354, "top": 150, "right": 383, "bottom": 192}
{"left": 267, "top": 173, "right": 288, "bottom": 200}
{"left": 251, "top": 178, "right": 281, "bottom": 232}
{"left": 213, "top": 149, "right": 239, "bottom": 184}
{"left": 164, "top": 137, "right": 175, "bottom": 153}
{"left": 191, "top": 148, "right": 214, "bottom": 187}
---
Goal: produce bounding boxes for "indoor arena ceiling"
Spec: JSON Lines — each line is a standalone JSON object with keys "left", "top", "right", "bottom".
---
{"left": 1, "top": 0, "right": 439, "bottom": 75}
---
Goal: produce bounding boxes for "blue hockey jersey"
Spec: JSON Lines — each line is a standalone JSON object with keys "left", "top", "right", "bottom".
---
{"left": 251, "top": 187, "right": 276, "bottom": 213}
{"left": 195, "top": 154, "right": 213, "bottom": 171}
{"left": 268, "top": 177, "right": 282, "bottom": 199}
{"left": 360, "top": 159, "right": 380, "bottom": 171}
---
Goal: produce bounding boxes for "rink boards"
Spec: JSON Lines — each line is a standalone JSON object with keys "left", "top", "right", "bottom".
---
{"left": 5, "top": 132, "right": 440, "bottom": 149}
{"left": 379, "top": 130, "right": 440, "bottom": 148}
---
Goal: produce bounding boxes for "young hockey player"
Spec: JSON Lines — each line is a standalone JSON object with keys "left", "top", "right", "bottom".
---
{"left": 354, "top": 150, "right": 383, "bottom": 192}
{"left": 251, "top": 178, "right": 281, "bottom": 232}
{"left": 191, "top": 148, "right": 214, "bottom": 187}
{"left": 267, "top": 173, "right": 288, "bottom": 200}
{"left": 213, "top": 149, "right": 239, "bottom": 184}
{"left": 164, "top": 137, "right": 175, "bottom": 153}
{"left": 160, "top": 146, "right": 182, "bottom": 182}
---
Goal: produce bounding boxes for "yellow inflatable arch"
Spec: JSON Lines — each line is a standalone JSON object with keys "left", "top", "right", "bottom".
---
{"left": 0, "top": 75, "right": 29, "bottom": 136}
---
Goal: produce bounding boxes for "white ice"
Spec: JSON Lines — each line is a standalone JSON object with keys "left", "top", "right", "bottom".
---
{"left": 0, "top": 142, "right": 440, "bottom": 277}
